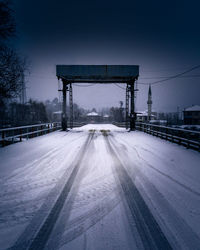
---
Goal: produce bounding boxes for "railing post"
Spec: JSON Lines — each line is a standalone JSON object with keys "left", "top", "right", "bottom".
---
{"left": 12, "top": 129, "right": 14, "bottom": 143}
{"left": 31, "top": 126, "right": 34, "bottom": 138}
{"left": 20, "top": 128, "right": 22, "bottom": 142}
{"left": 187, "top": 139, "right": 190, "bottom": 149}
{"left": 2, "top": 131, "right": 5, "bottom": 147}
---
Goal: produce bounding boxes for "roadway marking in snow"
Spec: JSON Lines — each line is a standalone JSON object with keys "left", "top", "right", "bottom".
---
{"left": 102, "top": 130, "right": 172, "bottom": 250}
{"left": 10, "top": 131, "right": 95, "bottom": 250}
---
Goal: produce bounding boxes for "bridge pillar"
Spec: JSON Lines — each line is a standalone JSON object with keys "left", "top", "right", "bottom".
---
{"left": 62, "top": 81, "right": 67, "bottom": 131}
{"left": 125, "top": 84, "right": 130, "bottom": 130}
{"left": 69, "top": 84, "right": 73, "bottom": 129}
{"left": 130, "top": 81, "right": 135, "bottom": 131}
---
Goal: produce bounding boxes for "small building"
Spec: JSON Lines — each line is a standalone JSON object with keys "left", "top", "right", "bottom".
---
{"left": 136, "top": 111, "right": 156, "bottom": 122}
{"left": 103, "top": 114, "right": 110, "bottom": 122}
{"left": 136, "top": 85, "right": 157, "bottom": 123}
{"left": 183, "top": 105, "right": 200, "bottom": 125}
{"left": 86, "top": 111, "right": 101, "bottom": 123}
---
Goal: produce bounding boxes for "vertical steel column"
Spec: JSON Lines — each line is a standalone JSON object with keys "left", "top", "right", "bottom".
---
{"left": 62, "top": 80, "right": 67, "bottom": 131}
{"left": 69, "top": 83, "right": 73, "bottom": 129}
{"left": 125, "top": 84, "right": 129, "bottom": 129}
{"left": 130, "top": 81, "right": 135, "bottom": 131}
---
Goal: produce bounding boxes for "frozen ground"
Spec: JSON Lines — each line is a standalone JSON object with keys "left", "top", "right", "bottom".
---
{"left": 0, "top": 124, "right": 200, "bottom": 249}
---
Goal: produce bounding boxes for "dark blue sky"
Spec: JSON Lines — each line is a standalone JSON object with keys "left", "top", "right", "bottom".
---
{"left": 12, "top": 0, "right": 200, "bottom": 111}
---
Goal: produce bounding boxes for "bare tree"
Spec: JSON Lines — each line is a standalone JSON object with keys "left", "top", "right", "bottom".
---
{"left": 0, "top": 45, "right": 25, "bottom": 99}
{"left": 0, "top": 0, "right": 15, "bottom": 40}
{"left": 0, "top": 0, "right": 28, "bottom": 126}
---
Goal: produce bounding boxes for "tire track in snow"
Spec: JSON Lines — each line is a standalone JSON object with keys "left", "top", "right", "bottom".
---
{"left": 59, "top": 192, "right": 121, "bottom": 248}
{"left": 115, "top": 136, "right": 200, "bottom": 197}
{"left": 0, "top": 133, "right": 87, "bottom": 224}
{"left": 1, "top": 132, "right": 86, "bottom": 185}
{"left": 102, "top": 131, "right": 172, "bottom": 250}
{"left": 110, "top": 133, "right": 200, "bottom": 249}
{"left": 10, "top": 131, "right": 95, "bottom": 250}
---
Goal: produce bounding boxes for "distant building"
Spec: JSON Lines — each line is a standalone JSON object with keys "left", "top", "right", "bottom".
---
{"left": 147, "top": 85, "right": 152, "bottom": 121}
{"left": 103, "top": 114, "right": 110, "bottom": 122}
{"left": 136, "top": 85, "right": 157, "bottom": 122}
{"left": 86, "top": 111, "right": 101, "bottom": 123}
{"left": 136, "top": 111, "right": 156, "bottom": 122}
{"left": 183, "top": 105, "right": 200, "bottom": 125}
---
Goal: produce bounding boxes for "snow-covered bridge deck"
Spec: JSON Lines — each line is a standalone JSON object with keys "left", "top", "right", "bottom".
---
{"left": 0, "top": 124, "right": 200, "bottom": 249}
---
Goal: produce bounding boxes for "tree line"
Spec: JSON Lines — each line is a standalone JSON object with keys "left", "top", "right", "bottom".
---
{"left": 0, "top": 0, "right": 27, "bottom": 127}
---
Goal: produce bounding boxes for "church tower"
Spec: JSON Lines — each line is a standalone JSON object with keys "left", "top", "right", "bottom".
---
{"left": 147, "top": 85, "right": 152, "bottom": 121}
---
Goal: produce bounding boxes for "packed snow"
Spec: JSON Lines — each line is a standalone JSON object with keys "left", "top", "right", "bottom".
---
{"left": 0, "top": 124, "right": 200, "bottom": 249}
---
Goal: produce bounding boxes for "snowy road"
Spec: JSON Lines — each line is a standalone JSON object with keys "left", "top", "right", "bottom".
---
{"left": 0, "top": 124, "right": 200, "bottom": 249}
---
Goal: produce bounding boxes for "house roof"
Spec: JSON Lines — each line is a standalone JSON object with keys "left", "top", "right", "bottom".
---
{"left": 53, "top": 111, "right": 62, "bottom": 114}
{"left": 185, "top": 105, "right": 200, "bottom": 111}
{"left": 137, "top": 113, "right": 155, "bottom": 117}
{"left": 86, "top": 112, "right": 100, "bottom": 116}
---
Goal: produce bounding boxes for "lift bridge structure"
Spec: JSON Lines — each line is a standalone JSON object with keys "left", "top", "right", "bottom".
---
{"left": 56, "top": 65, "right": 139, "bottom": 131}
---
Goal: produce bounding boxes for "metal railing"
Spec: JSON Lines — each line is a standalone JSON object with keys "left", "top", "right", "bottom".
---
{"left": 112, "top": 122, "right": 126, "bottom": 128}
{"left": 0, "top": 122, "right": 61, "bottom": 146}
{"left": 136, "top": 122, "right": 200, "bottom": 151}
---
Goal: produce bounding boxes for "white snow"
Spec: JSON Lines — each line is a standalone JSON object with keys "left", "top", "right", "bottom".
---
{"left": 184, "top": 105, "right": 200, "bottom": 111}
{"left": 86, "top": 112, "right": 100, "bottom": 116}
{"left": 0, "top": 124, "right": 200, "bottom": 249}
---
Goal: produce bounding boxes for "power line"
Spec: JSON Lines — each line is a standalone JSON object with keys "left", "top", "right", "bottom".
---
{"left": 138, "top": 64, "right": 200, "bottom": 85}
{"left": 141, "top": 66, "right": 197, "bottom": 73}
{"left": 25, "top": 64, "right": 200, "bottom": 87}
{"left": 140, "top": 74, "right": 200, "bottom": 79}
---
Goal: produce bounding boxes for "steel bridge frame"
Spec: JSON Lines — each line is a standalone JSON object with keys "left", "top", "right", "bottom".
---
{"left": 57, "top": 65, "right": 139, "bottom": 131}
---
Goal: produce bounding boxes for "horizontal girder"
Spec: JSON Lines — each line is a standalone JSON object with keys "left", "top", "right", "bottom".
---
{"left": 56, "top": 65, "right": 139, "bottom": 83}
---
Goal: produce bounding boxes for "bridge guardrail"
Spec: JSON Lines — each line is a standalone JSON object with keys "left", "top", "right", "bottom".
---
{"left": 112, "top": 122, "right": 200, "bottom": 151}
{"left": 136, "top": 122, "right": 200, "bottom": 151}
{"left": 0, "top": 122, "right": 88, "bottom": 147}
{"left": 0, "top": 122, "right": 61, "bottom": 146}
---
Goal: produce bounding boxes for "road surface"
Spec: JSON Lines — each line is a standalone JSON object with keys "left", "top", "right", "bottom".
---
{"left": 0, "top": 124, "right": 200, "bottom": 249}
